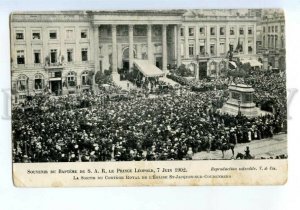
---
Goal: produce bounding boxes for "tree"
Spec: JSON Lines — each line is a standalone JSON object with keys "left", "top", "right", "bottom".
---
{"left": 175, "top": 64, "right": 193, "bottom": 77}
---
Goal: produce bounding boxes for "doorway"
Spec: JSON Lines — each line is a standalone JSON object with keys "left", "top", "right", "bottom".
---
{"left": 50, "top": 80, "right": 62, "bottom": 96}
{"left": 155, "top": 56, "right": 162, "bottom": 69}
{"left": 199, "top": 62, "right": 207, "bottom": 79}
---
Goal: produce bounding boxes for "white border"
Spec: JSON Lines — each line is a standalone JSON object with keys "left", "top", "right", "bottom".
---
{"left": 1, "top": 0, "right": 300, "bottom": 210}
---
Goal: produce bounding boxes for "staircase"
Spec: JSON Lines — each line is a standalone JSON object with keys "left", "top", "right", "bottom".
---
{"left": 112, "top": 73, "right": 137, "bottom": 91}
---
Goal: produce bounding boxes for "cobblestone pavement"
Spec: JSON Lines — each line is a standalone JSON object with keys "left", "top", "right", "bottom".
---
{"left": 193, "top": 133, "right": 287, "bottom": 160}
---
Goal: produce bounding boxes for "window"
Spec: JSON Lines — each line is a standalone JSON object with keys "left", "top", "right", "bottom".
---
{"left": 220, "top": 27, "right": 225, "bottom": 36}
{"left": 272, "top": 26, "right": 274, "bottom": 32}
{"left": 268, "top": 26, "right": 271, "bottom": 32}
{"left": 239, "top": 27, "right": 244, "bottom": 35}
{"left": 67, "top": 49, "right": 73, "bottom": 62}
{"left": 117, "top": 25, "right": 129, "bottom": 36}
{"left": 81, "top": 71, "right": 90, "bottom": 85}
{"left": 199, "top": 27, "right": 205, "bottom": 35}
{"left": 210, "top": 44, "right": 215, "bottom": 55}
{"left": 49, "top": 30, "right": 57, "bottom": 39}
{"left": 189, "top": 44, "right": 194, "bottom": 56}
{"left": 219, "top": 43, "right": 225, "bottom": 54}
{"left": 275, "top": 26, "right": 278, "bottom": 33}
{"left": 32, "top": 31, "right": 41, "bottom": 40}
{"left": 248, "top": 27, "right": 253, "bottom": 35}
{"left": 81, "top": 29, "right": 88, "bottom": 38}
{"left": 239, "top": 41, "right": 244, "bottom": 53}
{"left": 34, "top": 74, "right": 44, "bottom": 90}
{"left": 67, "top": 72, "right": 76, "bottom": 87}
{"left": 210, "top": 27, "right": 216, "bottom": 36}
{"left": 66, "top": 29, "right": 74, "bottom": 40}
{"left": 17, "top": 75, "right": 28, "bottom": 92}
{"left": 229, "top": 44, "right": 234, "bottom": 52}
{"left": 230, "top": 27, "right": 235, "bottom": 35}
{"left": 248, "top": 46, "right": 253, "bottom": 54}
{"left": 50, "top": 49, "right": 57, "bottom": 63}
{"left": 281, "top": 25, "right": 284, "bottom": 33}
{"left": 180, "top": 28, "right": 184, "bottom": 36}
{"left": 188, "top": 28, "right": 194, "bottom": 36}
{"left": 210, "top": 62, "right": 216, "bottom": 74}
{"left": 16, "top": 30, "right": 24, "bottom": 40}
{"left": 17, "top": 50, "right": 25, "bottom": 64}
{"left": 263, "top": 27, "right": 265, "bottom": 33}
{"left": 134, "top": 26, "right": 147, "bottom": 36}
{"left": 200, "top": 45, "right": 205, "bottom": 55}
{"left": 81, "top": 48, "right": 88, "bottom": 61}
{"left": 33, "top": 50, "right": 41, "bottom": 64}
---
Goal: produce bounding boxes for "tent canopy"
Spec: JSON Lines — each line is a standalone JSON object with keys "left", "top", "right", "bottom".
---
{"left": 133, "top": 59, "right": 164, "bottom": 77}
{"left": 240, "top": 59, "right": 263, "bottom": 67}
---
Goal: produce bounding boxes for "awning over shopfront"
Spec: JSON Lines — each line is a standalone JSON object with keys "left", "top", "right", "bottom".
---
{"left": 133, "top": 59, "right": 164, "bottom": 77}
{"left": 240, "top": 59, "right": 263, "bottom": 67}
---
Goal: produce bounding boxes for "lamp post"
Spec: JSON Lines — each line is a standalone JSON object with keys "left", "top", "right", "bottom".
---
{"left": 238, "top": 99, "right": 241, "bottom": 116}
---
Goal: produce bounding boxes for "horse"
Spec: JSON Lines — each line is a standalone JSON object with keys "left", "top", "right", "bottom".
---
{"left": 235, "top": 152, "right": 254, "bottom": 159}
{"left": 217, "top": 141, "right": 235, "bottom": 159}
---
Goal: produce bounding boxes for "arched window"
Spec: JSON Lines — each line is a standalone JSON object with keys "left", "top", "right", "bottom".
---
{"left": 210, "top": 61, "right": 217, "bottom": 75}
{"left": 81, "top": 71, "right": 90, "bottom": 85}
{"left": 219, "top": 61, "right": 226, "bottom": 71}
{"left": 34, "top": 74, "right": 44, "bottom": 90}
{"left": 17, "top": 75, "right": 28, "bottom": 92}
{"left": 67, "top": 71, "right": 76, "bottom": 87}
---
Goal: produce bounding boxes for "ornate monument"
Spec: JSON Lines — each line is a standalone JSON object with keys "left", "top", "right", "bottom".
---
{"left": 220, "top": 83, "right": 270, "bottom": 118}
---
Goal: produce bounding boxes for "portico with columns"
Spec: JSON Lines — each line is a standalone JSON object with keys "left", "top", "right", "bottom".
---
{"left": 90, "top": 11, "right": 184, "bottom": 82}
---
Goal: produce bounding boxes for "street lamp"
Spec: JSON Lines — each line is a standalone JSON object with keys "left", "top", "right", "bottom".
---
{"left": 238, "top": 99, "right": 241, "bottom": 116}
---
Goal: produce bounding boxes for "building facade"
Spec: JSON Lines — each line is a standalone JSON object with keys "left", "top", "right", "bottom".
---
{"left": 10, "top": 10, "right": 259, "bottom": 102}
{"left": 259, "top": 9, "right": 285, "bottom": 70}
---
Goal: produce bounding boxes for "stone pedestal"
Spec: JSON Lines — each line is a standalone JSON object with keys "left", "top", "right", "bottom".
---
{"left": 220, "top": 83, "right": 270, "bottom": 118}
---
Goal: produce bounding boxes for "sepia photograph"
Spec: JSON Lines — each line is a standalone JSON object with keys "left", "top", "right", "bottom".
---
{"left": 11, "top": 9, "right": 287, "bottom": 165}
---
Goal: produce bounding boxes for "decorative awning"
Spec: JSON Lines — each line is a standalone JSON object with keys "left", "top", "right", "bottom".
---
{"left": 241, "top": 59, "right": 263, "bottom": 67}
{"left": 133, "top": 59, "right": 164, "bottom": 77}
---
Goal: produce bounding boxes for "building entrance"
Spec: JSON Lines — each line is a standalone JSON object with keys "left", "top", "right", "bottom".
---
{"left": 199, "top": 61, "right": 207, "bottom": 79}
{"left": 50, "top": 80, "right": 62, "bottom": 96}
{"left": 155, "top": 56, "right": 162, "bottom": 69}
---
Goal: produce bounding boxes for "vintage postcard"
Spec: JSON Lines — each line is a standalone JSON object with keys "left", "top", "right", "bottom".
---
{"left": 11, "top": 9, "right": 287, "bottom": 187}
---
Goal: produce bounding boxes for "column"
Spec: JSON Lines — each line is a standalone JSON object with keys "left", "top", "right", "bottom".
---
{"left": 173, "top": 25, "right": 177, "bottom": 64}
{"left": 184, "top": 26, "right": 189, "bottom": 59}
{"left": 225, "top": 24, "right": 230, "bottom": 53}
{"left": 129, "top": 25, "right": 134, "bottom": 69}
{"left": 60, "top": 26, "right": 65, "bottom": 64}
{"left": 195, "top": 25, "right": 199, "bottom": 56}
{"left": 216, "top": 25, "right": 220, "bottom": 56}
{"left": 136, "top": 44, "right": 142, "bottom": 59}
{"left": 245, "top": 25, "right": 248, "bottom": 54}
{"left": 93, "top": 25, "right": 99, "bottom": 86}
{"left": 162, "top": 24, "right": 168, "bottom": 72}
{"left": 176, "top": 24, "right": 182, "bottom": 66}
{"left": 147, "top": 24, "right": 153, "bottom": 64}
{"left": 111, "top": 25, "right": 117, "bottom": 73}
{"left": 206, "top": 25, "right": 210, "bottom": 56}
{"left": 253, "top": 24, "right": 257, "bottom": 54}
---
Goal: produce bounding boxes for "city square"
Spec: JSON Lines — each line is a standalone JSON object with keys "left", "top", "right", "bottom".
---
{"left": 11, "top": 9, "right": 287, "bottom": 162}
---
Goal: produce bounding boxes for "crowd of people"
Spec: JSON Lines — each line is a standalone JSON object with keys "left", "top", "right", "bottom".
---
{"left": 12, "top": 69, "right": 287, "bottom": 162}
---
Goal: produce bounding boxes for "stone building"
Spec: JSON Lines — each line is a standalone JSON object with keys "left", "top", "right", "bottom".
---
{"left": 259, "top": 9, "right": 285, "bottom": 70}
{"left": 10, "top": 9, "right": 259, "bottom": 102}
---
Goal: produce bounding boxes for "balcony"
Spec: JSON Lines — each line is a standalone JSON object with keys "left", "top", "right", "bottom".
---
{"left": 45, "top": 62, "right": 64, "bottom": 70}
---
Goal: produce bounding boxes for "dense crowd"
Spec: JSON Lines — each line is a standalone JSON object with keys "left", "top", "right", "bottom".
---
{"left": 12, "top": 70, "right": 286, "bottom": 162}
